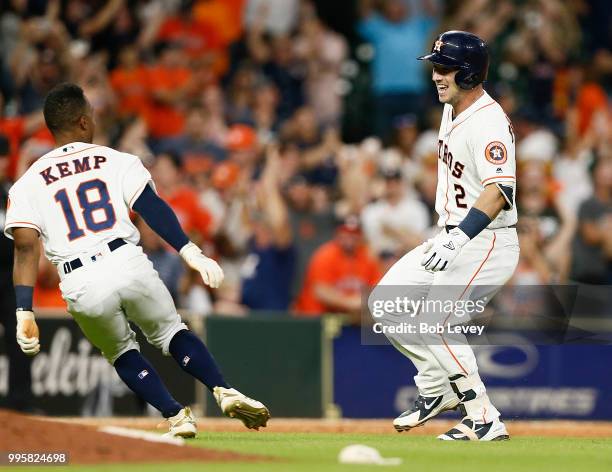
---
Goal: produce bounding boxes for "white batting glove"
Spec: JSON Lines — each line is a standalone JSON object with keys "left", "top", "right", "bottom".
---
{"left": 421, "top": 228, "right": 470, "bottom": 272}
{"left": 180, "top": 242, "right": 225, "bottom": 288}
{"left": 16, "top": 310, "right": 40, "bottom": 356}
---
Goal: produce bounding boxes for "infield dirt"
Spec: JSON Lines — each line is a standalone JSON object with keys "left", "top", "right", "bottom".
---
{"left": 60, "top": 416, "right": 612, "bottom": 438}
{"left": 0, "top": 409, "right": 262, "bottom": 464}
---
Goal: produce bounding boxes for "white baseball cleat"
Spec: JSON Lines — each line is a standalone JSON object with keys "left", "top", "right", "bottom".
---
{"left": 162, "top": 406, "right": 197, "bottom": 438}
{"left": 437, "top": 417, "right": 510, "bottom": 441}
{"left": 213, "top": 387, "right": 270, "bottom": 430}
{"left": 393, "top": 393, "right": 461, "bottom": 432}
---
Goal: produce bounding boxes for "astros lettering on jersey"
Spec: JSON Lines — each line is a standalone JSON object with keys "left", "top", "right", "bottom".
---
{"left": 4, "top": 142, "right": 152, "bottom": 263}
{"left": 436, "top": 91, "right": 517, "bottom": 228}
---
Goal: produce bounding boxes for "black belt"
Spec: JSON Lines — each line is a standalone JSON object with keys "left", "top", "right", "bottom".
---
{"left": 62, "top": 238, "right": 127, "bottom": 275}
{"left": 445, "top": 224, "right": 516, "bottom": 232}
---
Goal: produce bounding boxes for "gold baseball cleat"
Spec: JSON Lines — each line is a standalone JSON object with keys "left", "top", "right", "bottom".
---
{"left": 213, "top": 386, "right": 271, "bottom": 430}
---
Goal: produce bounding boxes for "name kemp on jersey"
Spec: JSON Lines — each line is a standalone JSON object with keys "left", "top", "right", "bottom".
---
{"left": 4, "top": 142, "right": 151, "bottom": 264}
{"left": 39, "top": 155, "right": 108, "bottom": 185}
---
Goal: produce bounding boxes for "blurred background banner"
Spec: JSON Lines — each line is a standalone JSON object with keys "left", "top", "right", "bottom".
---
{"left": 2, "top": 313, "right": 612, "bottom": 419}
{"left": 335, "top": 326, "right": 612, "bottom": 420}
{"left": 0, "top": 313, "right": 339, "bottom": 418}
{"left": 0, "top": 315, "right": 197, "bottom": 416}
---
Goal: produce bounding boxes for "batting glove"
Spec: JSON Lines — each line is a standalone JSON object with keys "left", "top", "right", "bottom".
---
{"left": 180, "top": 242, "right": 225, "bottom": 288}
{"left": 16, "top": 310, "right": 40, "bottom": 356}
{"left": 421, "top": 228, "right": 470, "bottom": 272}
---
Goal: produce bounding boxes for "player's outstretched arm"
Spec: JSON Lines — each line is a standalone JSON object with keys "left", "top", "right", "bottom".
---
{"left": 422, "top": 184, "right": 508, "bottom": 272}
{"left": 132, "top": 185, "right": 224, "bottom": 288}
{"left": 12, "top": 227, "right": 41, "bottom": 356}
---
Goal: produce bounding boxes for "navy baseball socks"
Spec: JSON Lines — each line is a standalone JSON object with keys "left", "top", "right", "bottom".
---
{"left": 169, "top": 329, "right": 270, "bottom": 430}
{"left": 113, "top": 349, "right": 183, "bottom": 418}
{"left": 114, "top": 349, "right": 197, "bottom": 438}
{"left": 168, "top": 329, "right": 230, "bottom": 391}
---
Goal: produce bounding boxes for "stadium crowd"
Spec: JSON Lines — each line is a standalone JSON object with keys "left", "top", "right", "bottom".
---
{"left": 0, "top": 0, "right": 610, "bottom": 319}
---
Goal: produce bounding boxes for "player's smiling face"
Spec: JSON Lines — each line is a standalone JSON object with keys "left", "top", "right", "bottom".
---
{"left": 432, "top": 64, "right": 460, "bottom": 104}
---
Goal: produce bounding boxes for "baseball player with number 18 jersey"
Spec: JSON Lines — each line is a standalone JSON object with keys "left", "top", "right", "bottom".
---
{"left": 4, "top": 83, "right": 270, "bottom": 437}
{"left": 370, "top": 31, "right": 520, "bottom": 441}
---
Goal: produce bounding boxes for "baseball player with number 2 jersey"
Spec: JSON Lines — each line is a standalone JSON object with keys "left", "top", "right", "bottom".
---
{"left": 371, "top": 31, "right": 519, "bottom": 441}
{"left": 4, "top": 83, "right": 270, "bottom": 437}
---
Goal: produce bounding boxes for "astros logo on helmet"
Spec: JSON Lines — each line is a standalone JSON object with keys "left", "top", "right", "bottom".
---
{"left": 418, "top": 30, "right": 489, "bottom": 90}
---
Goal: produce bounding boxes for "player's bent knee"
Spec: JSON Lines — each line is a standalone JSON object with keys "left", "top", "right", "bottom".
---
{"left": 107, "top": 342, "right": 141, "bottom": 365}
{"left": 142, "top": 316, "right": 188, "bottom": 356}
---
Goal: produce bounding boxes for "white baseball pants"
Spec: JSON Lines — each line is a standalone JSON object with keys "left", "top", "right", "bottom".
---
{"left": 372, "top": 227, "right": 519, "bottom": 422}
{"left": 58, "top": 242, "right": 187, "bottom": 364}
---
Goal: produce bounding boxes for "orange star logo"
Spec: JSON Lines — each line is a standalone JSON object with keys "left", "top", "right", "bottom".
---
{"left": 434, "top": 40, "right": 444, "bottom": 52}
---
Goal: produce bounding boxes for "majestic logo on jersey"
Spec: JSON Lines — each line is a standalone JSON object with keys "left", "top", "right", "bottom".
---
{"left": 485, "top": 142, "right": 507, "bottom": 164}
{"left": 434, "top": 40, "right": 444, "bottom": 52}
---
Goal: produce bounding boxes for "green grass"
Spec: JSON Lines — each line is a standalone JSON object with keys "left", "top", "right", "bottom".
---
{"left": 5, "top": 433, "right": 612, "bottom": 472}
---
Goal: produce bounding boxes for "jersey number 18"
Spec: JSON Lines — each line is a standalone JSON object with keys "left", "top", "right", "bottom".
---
{"left": 54, "top": 179, "right": 116, "bottom": 241}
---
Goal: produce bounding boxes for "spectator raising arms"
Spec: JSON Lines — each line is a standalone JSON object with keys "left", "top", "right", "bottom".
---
{"left": 357, "top": 0, "right": 436, "bottom": 141}
{"left": 240, "top": 145, "right": 295, "bottom": 311}
{"left": 151, "top": 152, "right": 213, "bottom": 244}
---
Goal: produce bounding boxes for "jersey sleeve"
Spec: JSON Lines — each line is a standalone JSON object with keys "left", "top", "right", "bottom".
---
{"left": 471, "top": 113, "right": 516, "bottom": 187}
{"left": 4, "top": 184, "right": 43, "bottom": 240}
{"left": 122, "top": 154, "right": 156, "bottom": 209}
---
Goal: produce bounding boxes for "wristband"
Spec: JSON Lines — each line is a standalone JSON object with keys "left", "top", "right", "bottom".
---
{"left": 458, "top": 208, "right": 491, "bottom": 239}
{"left": 15, "top": 285, "right": 34, "bottom": 311}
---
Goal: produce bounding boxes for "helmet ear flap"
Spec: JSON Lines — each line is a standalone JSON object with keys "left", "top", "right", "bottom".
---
{"left": 455, "top": 70, "right": 478, "bottom": 90}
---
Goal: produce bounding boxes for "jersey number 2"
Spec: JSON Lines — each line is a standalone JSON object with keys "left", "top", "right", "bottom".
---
{"left": 54, "top": 179, "right": 116, "bottom": 241}
{"left": 454, "top": 184, "right": 467, "bottom": 209}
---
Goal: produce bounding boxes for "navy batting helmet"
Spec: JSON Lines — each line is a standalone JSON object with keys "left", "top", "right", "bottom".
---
{"left": 418, "top": 31, "right": 489, "bottom": 90}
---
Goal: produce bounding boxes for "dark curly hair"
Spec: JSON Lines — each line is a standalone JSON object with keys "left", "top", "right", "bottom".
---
{"left": 43, "top": 83, "right": 88, "bottom": 135}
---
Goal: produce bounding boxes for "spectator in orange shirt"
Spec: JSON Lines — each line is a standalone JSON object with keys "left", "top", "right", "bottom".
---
{"left": 225, "top": 123, "right": 259, "bottom": 169}
{"left": 193, "top": 0, "right": 246, "bottom": 45}
{"left": 145, "top": 42, "right": 193, "bottom": 141}
{"left": 295, "top": 215, "right": 381, "bottom": 321}
{"left": 576, "top": 81, "right": 608, "bottom": 137}
{"left": 156, "top": 0, "right": 225, "bottom": 72}
{"left": 110, "top": 46, "right": 149, "bottom": 118}
{"left": 151, "top": 152, "right": 213, "bottom": 244}
{"left": 0, "top": 91, "right": 46, "bottom": 179}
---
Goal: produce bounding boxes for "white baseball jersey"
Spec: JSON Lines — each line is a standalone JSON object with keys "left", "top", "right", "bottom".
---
{"left": 435, "top": 91, "right": 517, "bottom": 228}
{"left": 4, "top": 142, "right": 152, "bottom": 264}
